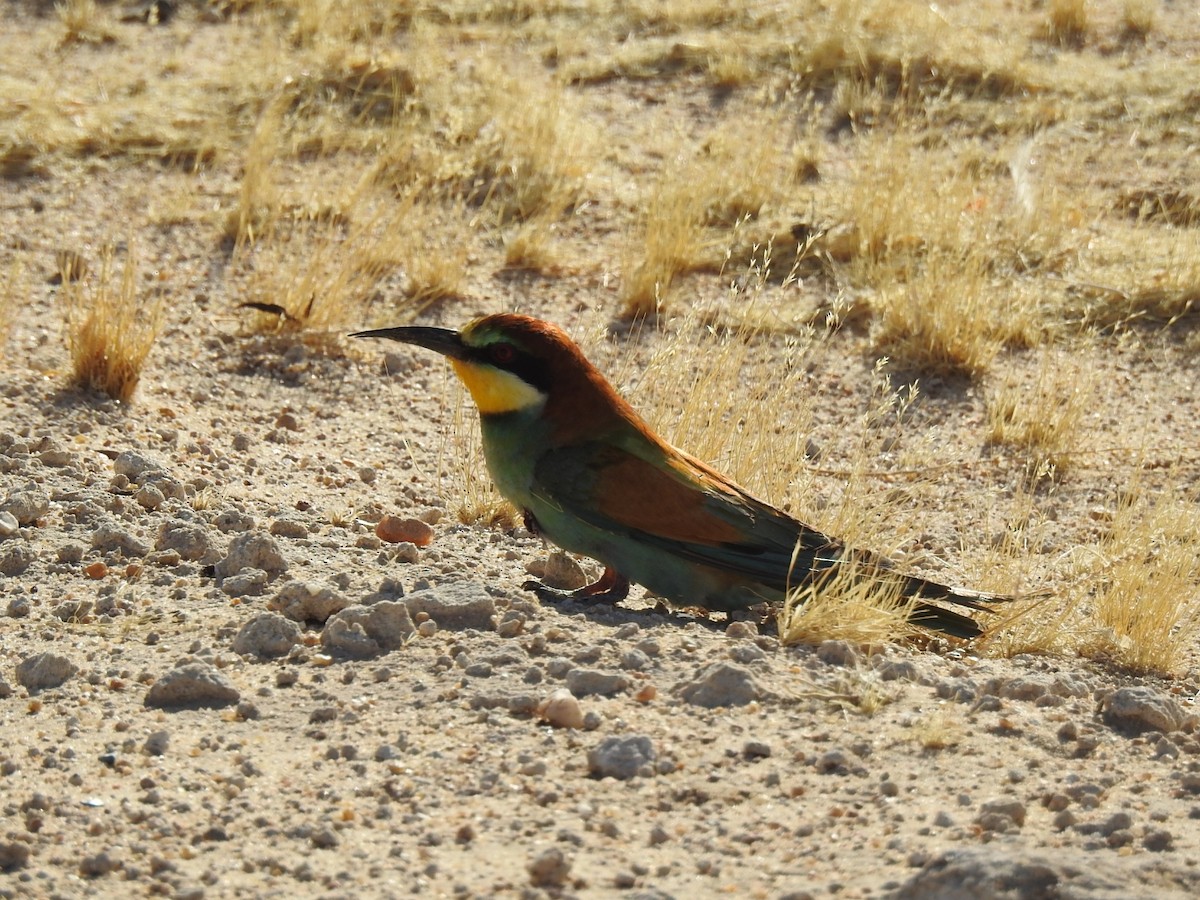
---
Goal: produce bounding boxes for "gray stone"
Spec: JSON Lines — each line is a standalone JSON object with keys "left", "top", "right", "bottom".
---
{"left": 220, "top": 568, "right": 268, "bottom": 598}
{"left": 155, "top": 521, "right": 217, "bottom": 563}
{"left": 145, "top": 663, "right": 240, "bottom": 709}
{"left": 15, "top": 652, "right": 77, "bottom": 692}
{"left": 270, "top": 581, "right": 350, "bottom": 623}
{"left": 404, "top": 582, "right": 495, "bottom": 630}
{"left": 0, "top": 542, "right": 35, "bottom": 576}
{"left": 215, "top": 531, "right": 287, "bottom": 579}
{"left": 0, "top": 483, "right": 49, "bottom": 525}
{"left": 527, "top": 847, "right": 572, "bottom": 888}
{"left": 113, "top": 450, "right": 165, "bottom": 481}
{"left": 677, "top": 662, "right": 761, "bottom": 708}
{"left": 1102, "top": 686, "right": 1196, "bottom": 734}
{"left": 233, "top": 612, "right": 302, "bottom": 658}
{"left": 91, "top": 520, "right": 150, "bottom": 557}
{"left": 893, "top": 846, "right": 1189, "bottom": 900}
{"left": 322, "top": 601, "right": 414, "bottom": 658}
{"left": 565, "top": 668, "right": 630, "bottom": 697}
{"left": 587, "top": 735, "right": 656, "bottom": 780}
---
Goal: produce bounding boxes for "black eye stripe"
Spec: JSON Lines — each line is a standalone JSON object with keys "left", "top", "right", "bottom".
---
{"left": 473, "top": 343, "right": 551, "bottom": 393}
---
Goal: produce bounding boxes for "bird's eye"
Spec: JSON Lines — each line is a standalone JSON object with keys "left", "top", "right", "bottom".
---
{"left": 489, "top": 343, "right": 517, "bottom": 365}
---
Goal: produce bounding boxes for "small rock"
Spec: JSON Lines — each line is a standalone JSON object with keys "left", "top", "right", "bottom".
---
{"left": 16, "top": 652, "right": 78, "bottom": 692}
{"left": 1101, "top": 686, "right": 1196, "bottom": 734}
{"left": 219, "top": 568, "right": 268, "bottom": 598}
{"left": 0, "top": 542, "right": 35, "bottom": 576}
{"left": 404, "top": 582, "right": 495, "bottom": 631}
{"left": 677, "top": 662, "right": 761, "bottom": 708}
{"left": 527, "top": 847, "right": 572, "bottom": 888}
{"left": 322, "top": 601, "right": 415, "bottom": 658}
{"left": 539, "top": 550, "right": 587, "bottom": 590}
{"left": 0, "top": 840, "right": 30, "bottom": 871}
{"left": 537, "top": 689, "right": 585, "bottom": 729}
{"left": 1144, "top": 828, "right": 1174, "bottom": 852}
{"left": 977, "top": 798, "right": 1026, "bottom": 830}
{"left": 565, "top": 668, "right": 630, "bottom": 697}
{"left": 113, "top": 450, "right": 165, "bottom": 481}
{"left": 91, "top": 520, "right": 150, "bottom": 557}
{"left": 155, "top": 521, "right": 216, "bottom": 563}
{"left": 0, "top": 510, "right": 19, "bottom": 537}
{"left": 0, "top": 483, "right": 49, "bottom": 525}
{"left": 144, "top": 662, "right": 240, "bottom": 709}
{"left": 269, "top": 582, "right": 350, "bottom": 623}
{"left": 135, "top": 483, "right": 165, "bottom": 510}
{"left": 143, "top": 731, "right": 170, "bottom": 756}
{"left": 233, "top": 613, "right": 302, "bottom": 658}
{"left": 816, "top": 640, "right": 860, "bottom": 666}
{"left": 376, "top": 515, "right": 434, "bottom": 546}
{"left": 79, "top": 850, "right": 120, "bottom": 877}
{"left": 587, "top": 735, "right": 655, "bottom": 780}
{"left": 215, "top": 531, "right": 287, "bottom": 579}
{"left": 269, "top": 518, "right": 310, "bottom": 539}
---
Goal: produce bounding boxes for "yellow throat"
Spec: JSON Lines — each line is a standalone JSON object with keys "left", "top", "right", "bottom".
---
{"left": 450, "top": 359, "right": 546, "bottom": 415}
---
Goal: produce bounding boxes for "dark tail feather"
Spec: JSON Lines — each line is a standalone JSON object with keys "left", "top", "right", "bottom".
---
{"left": 903, "top": 576, "right": 1014, "bottom": 640}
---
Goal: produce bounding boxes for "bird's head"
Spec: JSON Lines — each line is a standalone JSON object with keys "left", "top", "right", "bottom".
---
{"left": 353, "top": 315, "right": 640, "bottom": 440}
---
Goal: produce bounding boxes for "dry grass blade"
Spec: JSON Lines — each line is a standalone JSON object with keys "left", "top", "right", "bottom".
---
{"left": 1083, "top": 489, "right": 1200, "bottom": 675}
{"left": 63, "top": 246, "right": 163, "bottom": 403}
{"left": 778, "top": 560, "right": 917, "bottom": 649}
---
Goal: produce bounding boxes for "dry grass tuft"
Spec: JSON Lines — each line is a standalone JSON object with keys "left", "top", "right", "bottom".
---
{"left": 63, "top": 246, "right": 163, "bottom": 403}
{"left": 57, "top": 0, "right": 117, "bottom": 46}
{"left": 1044, "top": 0, "right": 1090, "bottom": 47}
{"left": 1082, "top": 488, "right": 1200, "bottom": 675}
{"left": 985, "top": 351, "right": 1094, "bottom": 475}
{"left": 778, "top": 562, "right": 917, "bottom": 649}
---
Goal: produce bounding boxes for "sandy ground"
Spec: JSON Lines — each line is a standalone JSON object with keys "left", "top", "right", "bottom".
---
{"left": 4, "top": 257, "right": 1200, "bottom": 898}
{"left": 5, "top": 4, "right": 1200, "bottom": 899}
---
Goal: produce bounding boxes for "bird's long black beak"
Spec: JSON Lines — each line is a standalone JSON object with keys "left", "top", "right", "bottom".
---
{"left": 351, "top": 326, "right": 470, "bottom": 361}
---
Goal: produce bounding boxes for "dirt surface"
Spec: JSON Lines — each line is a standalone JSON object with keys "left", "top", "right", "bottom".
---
{"left": 5, "top": 3, "right": 1200, "bottom": 899}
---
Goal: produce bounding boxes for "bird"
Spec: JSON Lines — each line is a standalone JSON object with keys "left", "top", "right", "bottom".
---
{"left": 353, "top": 313, "right": 1010, "bottom": 639}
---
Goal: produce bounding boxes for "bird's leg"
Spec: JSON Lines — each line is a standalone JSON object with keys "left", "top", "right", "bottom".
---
{"left": 573, "top": 566, "right": 630, "bottom": 603}
{"left": 522, "top": 566, "right": 631, "bottom": 606}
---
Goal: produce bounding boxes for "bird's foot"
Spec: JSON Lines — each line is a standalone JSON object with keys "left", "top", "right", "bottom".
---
{"left": 522, "top": 567, "right": 630, "bottom": 605}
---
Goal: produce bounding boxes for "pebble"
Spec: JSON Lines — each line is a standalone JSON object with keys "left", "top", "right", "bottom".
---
{"left": 143, "top": 731, "right": 171, "bottom": 756}
{"left": 0, "top": 510, "right": 18, "bottom": 537}
{"left": 0, "top": 841, "right": 30, "bottom": 870}
{"left": 113, "top": 449, "right": 166, "bottom": 481}
{"left": 527, "top": 847, "right": 572, "bottom": 888}
{"left": 0, "top": 542, "right": 35, "bottom": 576}
{"left": 977, "top": 798, "right": 1026, "bottom": 830}
{"left": 539, "top": 550, "right": 588, "bottom": 590}
{"left": 404, "top": 582, "right": 496, "bottom": 631}
{"left": 375, "top": 515, "right": 434, "bottom": 546}
{"left": 91, "top": 520, "right": 150, "bottom": 557}
{"left": 269, "top": 518, "right": 310, "bottom": 539}
{"left": 676, "top": 662, "right": 762, "bottom": 708}
{"left": 155, "top": 521, "right": 216, "bottom": 562}
{"left": 220, "top": 568, "right": 268, "bottom": 598}
{"left": 565, "top": 668, "right": 630, "bottom": 697}
{"left": 816, "top": 639, "right": 860, "bottom": 666}
{"left": 215, "top": 531, "right": 287, "bottom": 579}
{"left": 587, "top": 735, "right": 656, "bottom": 780}
{"left": 233, "top": 613, "right": 302, "bottom": 658}
{"left": 537, "top": 689, "right": 585, "bottom": 729}
{"left": 144, "top": 662, "right": 240, "bottom": 709}
{"left": 15, "top": 652, "right": 78, "bottom": 692}
{"left": 0, "top": 483, "right": 49, "bottom": 525}
{"left": 269, "top": 581, "right": 350, "bottom": 623}
{"left": 322, "top": 600, "right": 415, "bottom": 658}
{"left": 1101, "top": 686, "right": 1196, "bottom": 734}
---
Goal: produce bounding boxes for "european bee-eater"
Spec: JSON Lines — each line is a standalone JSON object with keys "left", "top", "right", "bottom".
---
{"left": 354, "top": 314, "right": 1008, "bottom": 639}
